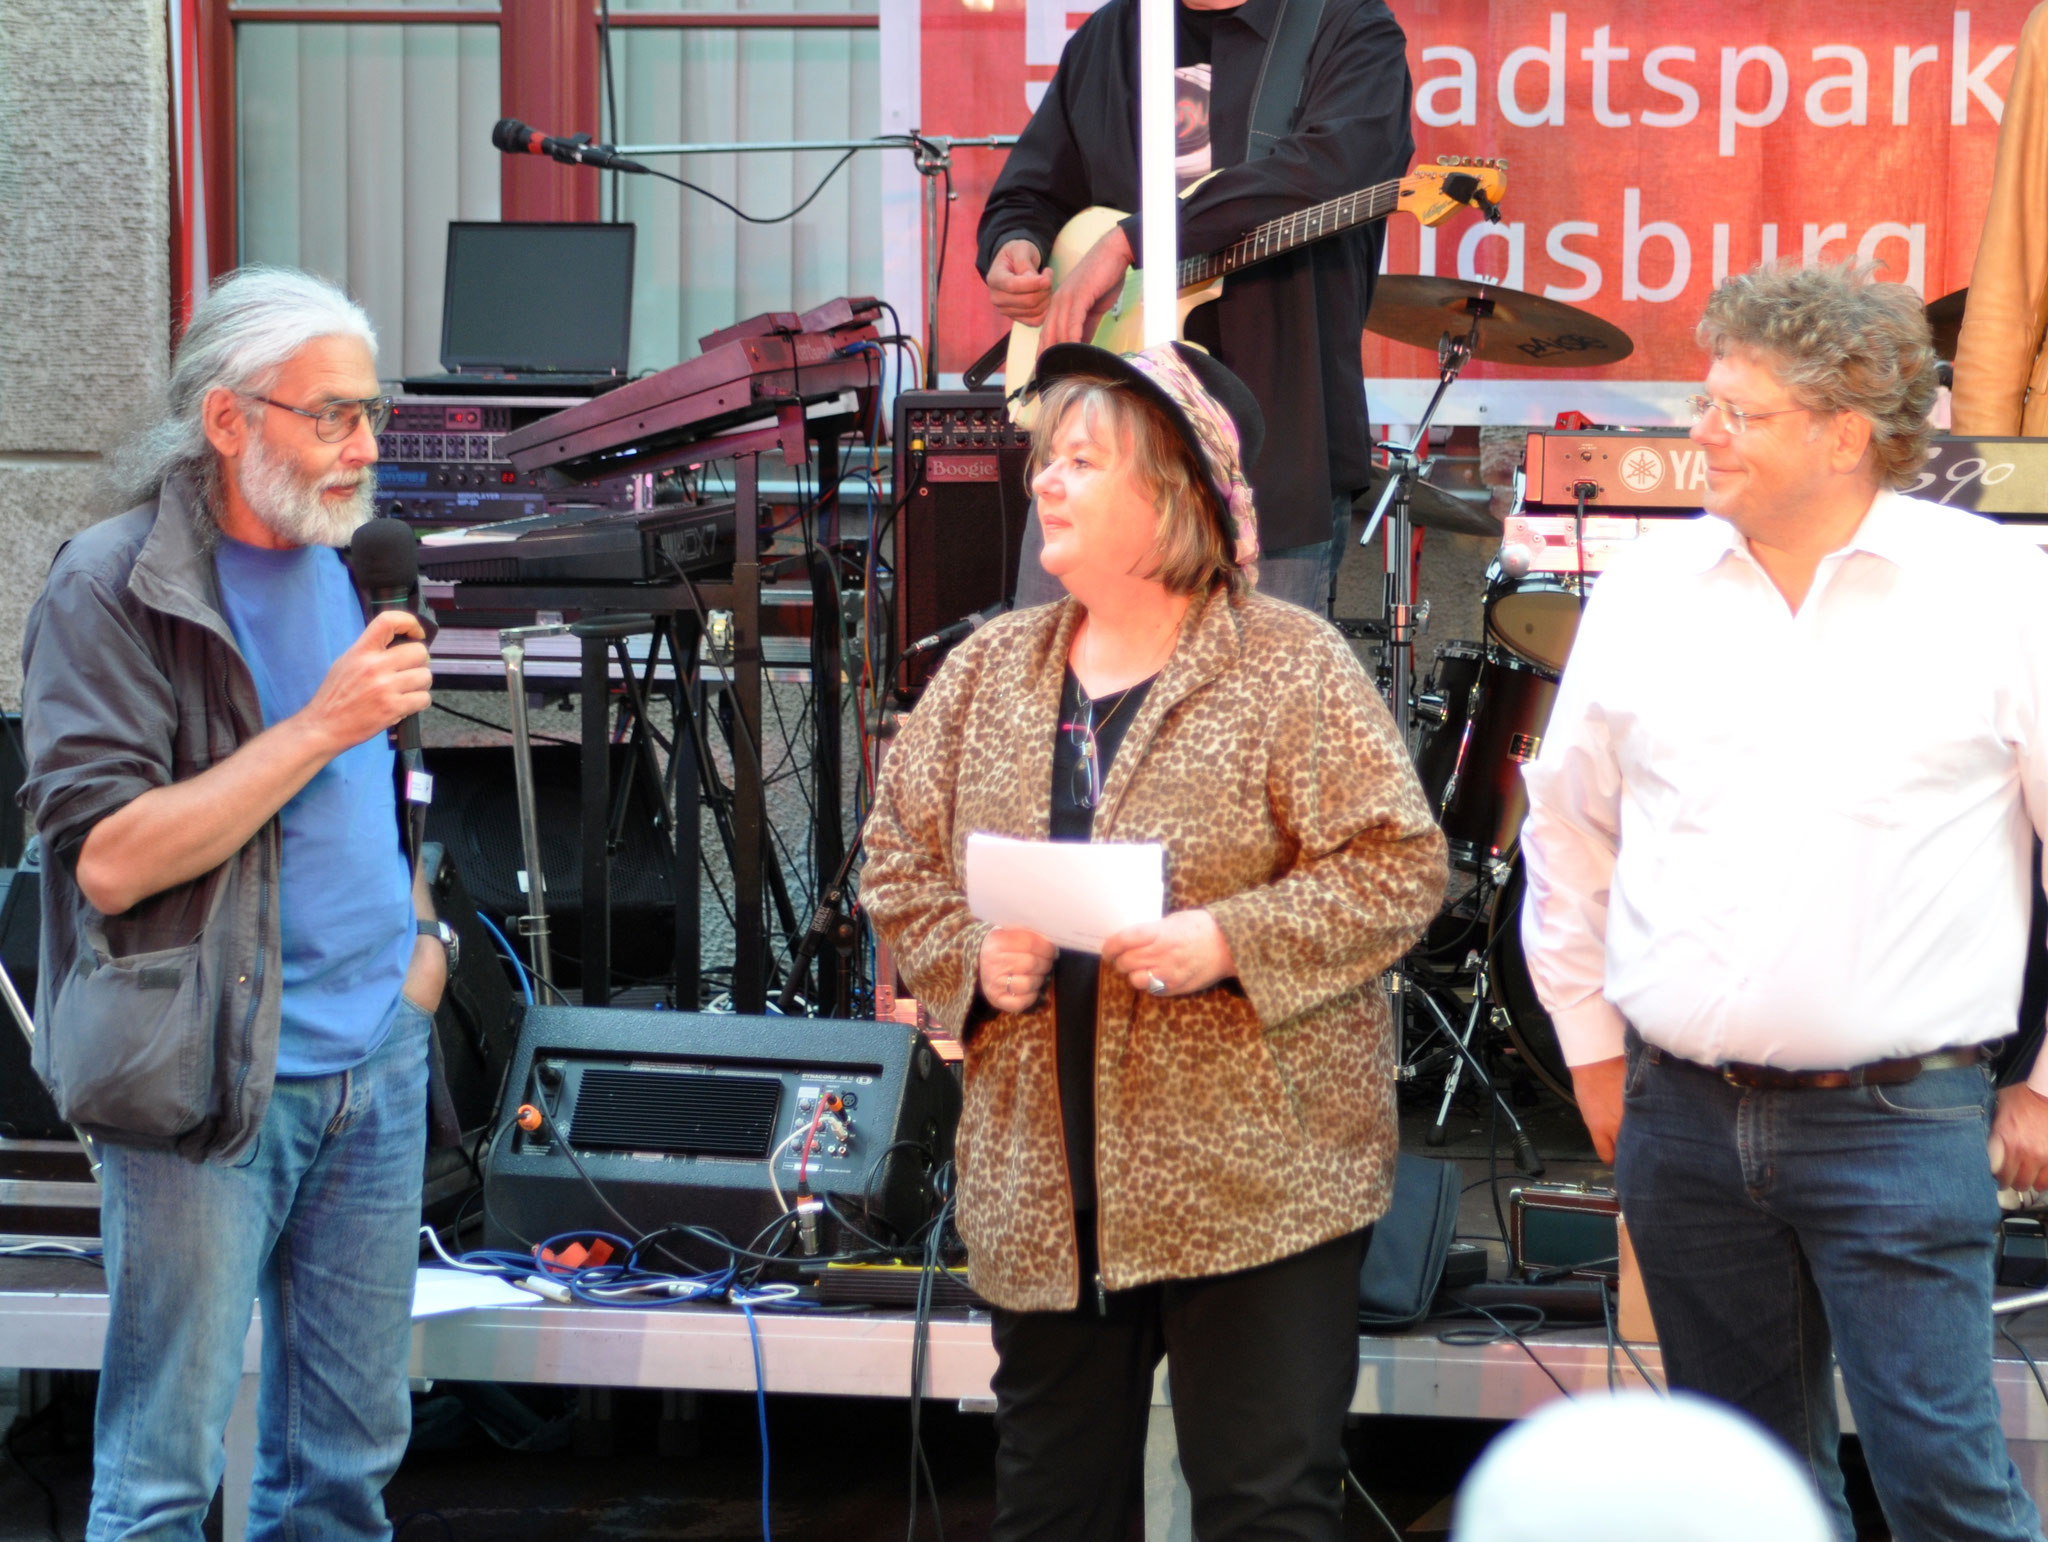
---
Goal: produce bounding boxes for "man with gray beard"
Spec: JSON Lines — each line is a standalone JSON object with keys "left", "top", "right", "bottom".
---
{"left": 17, "top": 266, "right": 447, "bottom": 1542}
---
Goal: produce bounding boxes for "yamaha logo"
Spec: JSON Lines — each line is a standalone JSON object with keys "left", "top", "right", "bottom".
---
{"left": 1619, "top": 447, "right": 1667, "bottom": 493}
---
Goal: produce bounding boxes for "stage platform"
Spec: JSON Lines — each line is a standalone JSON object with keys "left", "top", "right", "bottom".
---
{"left": 5, "top": 1251, "right": 2048, "bottom": 1542}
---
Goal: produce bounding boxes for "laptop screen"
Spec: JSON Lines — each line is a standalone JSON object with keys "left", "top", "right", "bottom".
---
{"left": 440, "top": 221, "right": 636, "bottom": 374}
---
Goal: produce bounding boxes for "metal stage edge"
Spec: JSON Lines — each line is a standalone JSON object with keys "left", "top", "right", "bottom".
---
{"left": 7, "top": 1285, "right": 2048, "bottom": 1536}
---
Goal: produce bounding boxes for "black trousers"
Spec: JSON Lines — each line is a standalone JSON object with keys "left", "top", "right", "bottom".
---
{"left": 988, "top": 1223, "right": 1371, "bottom": 1542}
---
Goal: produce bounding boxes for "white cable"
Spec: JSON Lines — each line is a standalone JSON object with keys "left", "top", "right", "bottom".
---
{"left": 419, "top": 1224, "right": 513, "bottom": 1275}
{"left": 765, "top": 1125, "right": 809, "bottom": 1213}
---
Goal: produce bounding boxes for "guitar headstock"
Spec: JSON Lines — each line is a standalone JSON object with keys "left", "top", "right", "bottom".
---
{"left": 1397, "top": 157, "right": 1508, "bottom": 228}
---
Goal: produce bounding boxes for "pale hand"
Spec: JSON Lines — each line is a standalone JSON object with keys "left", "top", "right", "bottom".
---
{"left": 1992, "top": 1084, "right": 2048, "bottom": 1194}
{"left": 987, "top": 239, "right": 1053, "bottom": 326}
{"left": 1570, "top": 1055, "right": 1627, "bottom": 1164}
{"left": 300, "top": 609, "right": 433, "bottom": 754}
{"left": 979, "top": 926, "right": 1058, "bottom": 1015}
{"left": 1040, "top": 226, "right": 1134, "bottom": 348}
{"left": 1101, "top": 910, "right": 1235, "bottom": 998}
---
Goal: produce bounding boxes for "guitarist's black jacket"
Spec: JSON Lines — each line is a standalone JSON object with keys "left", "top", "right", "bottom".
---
{"left": 978, "top": 0, "right": 1414, "bottom": 548}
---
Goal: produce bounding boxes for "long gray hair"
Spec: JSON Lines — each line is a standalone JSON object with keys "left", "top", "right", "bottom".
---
{"left": 103, "top": 266, "right": 378, "bottom": 515}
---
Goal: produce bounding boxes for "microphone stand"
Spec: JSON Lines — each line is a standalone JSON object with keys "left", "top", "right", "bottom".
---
{"left": 775, "top": 834, "right": 864, "bottom": 1018}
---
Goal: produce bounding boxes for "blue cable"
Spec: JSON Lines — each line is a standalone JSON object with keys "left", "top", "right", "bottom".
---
{"left": 738, "top": 1297, "right": 772, "bottom": 1541}
{"left": 474, "top": 911, "right": 535, "bottom": 1004}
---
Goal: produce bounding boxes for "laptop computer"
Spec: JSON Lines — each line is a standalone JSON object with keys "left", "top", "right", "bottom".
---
{"left": 401, "top": 220, "right": 636, "bottom": 397}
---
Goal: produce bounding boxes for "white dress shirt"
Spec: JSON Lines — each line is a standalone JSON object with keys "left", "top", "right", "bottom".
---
{"left": 1519, "top": 488, "right": 2048, "bottom": 1093}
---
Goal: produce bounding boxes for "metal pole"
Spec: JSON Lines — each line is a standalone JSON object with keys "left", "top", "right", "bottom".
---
{"left": 1138, "top": 0, "right": 1175, "bottom": 347}
{"left": 612, "top": 135, "right": 1018, "bottom": 157}
{"left": 499, "top": 629, "right": 563, "bottom": 989}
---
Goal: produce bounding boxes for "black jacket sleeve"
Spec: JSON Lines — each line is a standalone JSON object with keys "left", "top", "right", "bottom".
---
{"left": 975, "top": 19, "right": 1112, "bottom": 276}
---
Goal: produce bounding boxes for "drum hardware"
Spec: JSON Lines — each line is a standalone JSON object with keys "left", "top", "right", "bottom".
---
{"left": 1358, "top": 315, "right": 1479, "bottom": 723}
{"left": 1389, "top": 962, "right": 1544, "bottom": 1175}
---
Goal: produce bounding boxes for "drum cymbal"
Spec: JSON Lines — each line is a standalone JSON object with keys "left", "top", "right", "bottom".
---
{"left": 1926, "top": 287, "right": 1967, "bottom": 362}
{"left": 1357, "top": 466, "right": 1500, "bottom": 536}
{"left": 1366, "top": 276, "right": 1635, "bottom": 368}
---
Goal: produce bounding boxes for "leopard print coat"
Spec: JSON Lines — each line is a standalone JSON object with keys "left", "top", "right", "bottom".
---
{"left": 861, "top": 584, "right": 1447, "bottom": 1312}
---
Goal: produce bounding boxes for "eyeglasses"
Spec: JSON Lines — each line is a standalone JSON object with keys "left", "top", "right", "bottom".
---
{"left": 247, "top": 393, "right": 394, "bottom": 443}
{"left": 1685, "top": 393, "right": 1807, "bottom": 437}
{"left": 1062, "top": 696, "right": 1106, "bottom": 811}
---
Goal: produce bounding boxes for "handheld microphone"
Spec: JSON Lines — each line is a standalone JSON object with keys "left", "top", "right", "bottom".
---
{"left": 491, "top": 118, "right": 649, "bottom": 175}
{"left": 907, "top": 602, "right": 1009, "bottom": 658}
{"left": 349, "top": 519, "right": 424, "bottom": 757}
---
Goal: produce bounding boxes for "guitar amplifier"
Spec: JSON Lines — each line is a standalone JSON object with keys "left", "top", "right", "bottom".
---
{"left": 891, "top": 391, "right": 1032, "bottom": 702}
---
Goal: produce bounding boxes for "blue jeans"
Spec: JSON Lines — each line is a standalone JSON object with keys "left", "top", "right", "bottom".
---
{"left": 1617, "top": 1039, "right": 2042, "bottom": 1542}
{"left": 1012, "top": 498, "right": 1350, "bottom": 617}
{"left": 88, "top": 999, "right": 431, "bottom": 1542}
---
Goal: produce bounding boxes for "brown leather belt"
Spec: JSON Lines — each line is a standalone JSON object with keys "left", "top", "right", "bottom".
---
{"left": 1708, "top": 1043, "right": 1990, "bottom": 1091}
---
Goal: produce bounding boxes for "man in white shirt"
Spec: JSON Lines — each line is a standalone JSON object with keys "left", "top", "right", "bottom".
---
{"left": 1521, "top": 261, "right": 2048, "bottom": 1542}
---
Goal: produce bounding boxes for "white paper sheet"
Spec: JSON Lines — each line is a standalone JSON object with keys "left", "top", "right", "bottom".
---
{"left": 411, "top": 1267, "right": 543, "bottom": 1319}
{"left": 964, "top": 833, "right": 1165, "bottom": 954}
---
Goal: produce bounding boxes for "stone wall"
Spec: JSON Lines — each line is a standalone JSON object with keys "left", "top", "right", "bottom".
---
{"left": 0, "top": 0, "right": 171, "bottom": 707}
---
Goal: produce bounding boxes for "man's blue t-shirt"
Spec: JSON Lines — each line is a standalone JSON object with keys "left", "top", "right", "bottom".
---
{"left": 214, "top": 538, "right": 415, "bottom": 1077}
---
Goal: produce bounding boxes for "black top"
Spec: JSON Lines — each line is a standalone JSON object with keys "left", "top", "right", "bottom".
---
{"left": 977, "top": 0, "right": 1415, "bottom": 546}
{"left": 1050, "top": 668, "right": 1155, "bottom": 1210}
{"left": 1177, "top": 2, "right": 1218, "bottom": 64}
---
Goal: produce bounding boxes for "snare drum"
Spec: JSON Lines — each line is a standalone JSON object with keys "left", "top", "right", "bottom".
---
{"left": 1485, "top": 570, "right": 1588, "bottom": 675}
{"left": 1413, "top": 643, "right": 1559, "bottom": 871}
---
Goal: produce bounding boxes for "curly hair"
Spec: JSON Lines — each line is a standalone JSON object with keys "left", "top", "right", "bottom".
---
{"left": 1696, "top": 260, "right": 1938, "bottom": 489}
{"left": 1026, "top": 376, "right": 1245, "bottom": 596}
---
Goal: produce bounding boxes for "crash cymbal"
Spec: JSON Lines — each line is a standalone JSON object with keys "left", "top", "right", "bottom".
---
{"left": 1357, "top": 465, "right": 1500, "bottom": 536}
{"left": 1365, "top": 276, "right": 1635, "bottom": 368}
{"left": 1926, "top": 287, "right": 1967, "bottom": 362}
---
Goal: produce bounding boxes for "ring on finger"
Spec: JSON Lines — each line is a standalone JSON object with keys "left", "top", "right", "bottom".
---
{"left": 1146, "top": 972, "right": 1168, "bottom": 997}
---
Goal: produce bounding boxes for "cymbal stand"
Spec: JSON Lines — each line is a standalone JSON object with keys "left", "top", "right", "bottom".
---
{"left": 1395, "top": 955, "right": 1543, "bottom": 1176}
{"left": 1359, "top": 306, "right": 1488, "bottom": 730}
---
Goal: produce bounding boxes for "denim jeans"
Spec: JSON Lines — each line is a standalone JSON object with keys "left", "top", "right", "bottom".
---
{"left": 87, "top": 998, "right": 431, "bottom": 1542}
{"left": 1011, "top": 497, "right": 1351, "bottom": 618}
{"left": 1616, "top": 1040, "right": 2043, "bottom": 1542}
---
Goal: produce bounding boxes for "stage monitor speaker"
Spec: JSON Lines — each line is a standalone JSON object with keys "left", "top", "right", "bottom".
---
{"left": 891, "top": 390, "right": 1031, "bottom": 702}
{"left": 421, "top": 744, "right": 674, "bottom": 992}
{"left": 481, "top": 1007, "right": 960, "bottom": 1257}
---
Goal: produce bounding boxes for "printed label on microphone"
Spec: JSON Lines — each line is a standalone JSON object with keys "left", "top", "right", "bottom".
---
{"left": 406, "top": 769, "right": 435, "bottom": 806}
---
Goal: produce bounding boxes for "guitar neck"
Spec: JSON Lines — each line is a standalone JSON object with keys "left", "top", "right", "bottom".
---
{"left": 1177, "top": 176, "right": 1404, "bottom": 287}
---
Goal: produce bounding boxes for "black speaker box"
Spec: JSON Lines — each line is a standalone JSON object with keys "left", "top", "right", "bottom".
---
{"left": 421, "top": 744, "right": 675, "bottom": 991}
{"left": 482, "top": 1007, "right": 960, "bottom": 1257}
{"left": 0, "top": 862, "right": 65, "bottom": 1143}
{"left": 891, "top": 390, "right": 1032, "bottom": 701}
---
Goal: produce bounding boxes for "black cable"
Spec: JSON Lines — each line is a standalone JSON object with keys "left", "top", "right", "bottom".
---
{"left": 639, "top": 151, "right": 861, "bottom": 227}
{"left": 2003, "top": 1321, "right": 2048, "bottom": 1412}
{"left": 430, "top": 697, "right": 577, "bottom": 747}
{"left": 1439, "top": 1303, "right": 1574, "bottom": 1399}
{"left": 393, "top": 1510, "right": 459, "bottom": 1542}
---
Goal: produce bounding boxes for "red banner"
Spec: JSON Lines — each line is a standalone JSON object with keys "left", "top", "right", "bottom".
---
{"left": 918, "top": 1, "right": 2031, "bottom": 419}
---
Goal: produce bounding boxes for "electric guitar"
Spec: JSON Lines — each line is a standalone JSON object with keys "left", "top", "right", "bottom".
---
{"left": 1004, "top": 157, "right": 1508, "bottom": 423}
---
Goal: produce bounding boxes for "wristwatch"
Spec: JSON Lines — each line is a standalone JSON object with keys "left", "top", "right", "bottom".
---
{"left": 417, "top": 918, "right": 459, "bottom": 974}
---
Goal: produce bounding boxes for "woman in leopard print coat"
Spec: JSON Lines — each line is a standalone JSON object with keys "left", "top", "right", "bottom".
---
{"left": 862, "top": 342, "right": 1446, "bottom": 1542}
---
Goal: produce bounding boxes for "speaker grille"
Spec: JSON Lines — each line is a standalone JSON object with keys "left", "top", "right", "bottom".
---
{"left": 567, "top": 1068, "right": 781, "bottom": 1157}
